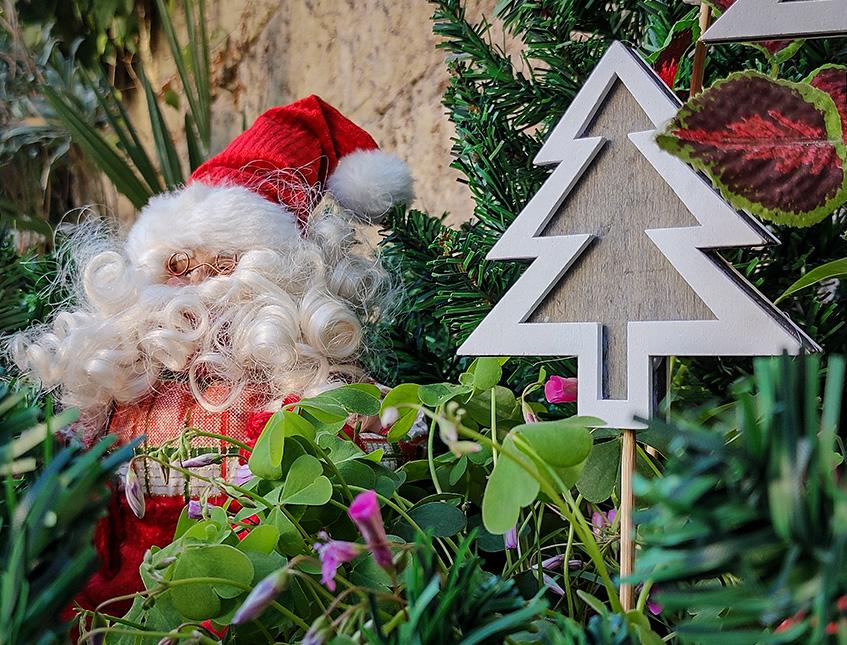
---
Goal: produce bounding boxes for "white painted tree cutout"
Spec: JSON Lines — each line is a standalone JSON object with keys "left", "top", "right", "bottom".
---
{"left": 702, "top": 0, "right": 847, "bottom": 44}
{"left": 458, "top": 42, "right": 818, "bottom": 430}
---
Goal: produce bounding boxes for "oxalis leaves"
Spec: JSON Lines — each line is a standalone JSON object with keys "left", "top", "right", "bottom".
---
{"left": 482, "top": 418, "right": 595, "bottom": 534}
{"left": 658, "top": 68, "right": 847, "bottom": 227}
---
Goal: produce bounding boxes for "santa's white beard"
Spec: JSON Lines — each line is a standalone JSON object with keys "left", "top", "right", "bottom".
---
{"left": 10, "top": 225, "right": 383, "bottom": 425}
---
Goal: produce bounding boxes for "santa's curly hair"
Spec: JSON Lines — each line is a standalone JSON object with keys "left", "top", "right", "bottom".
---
{"left": 9, "top": 96, "right": 413, "bottom": 427}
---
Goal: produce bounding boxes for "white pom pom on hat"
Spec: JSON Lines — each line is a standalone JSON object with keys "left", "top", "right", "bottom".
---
{"left": 327, "top": 148, "right": 414, "bottom": 221}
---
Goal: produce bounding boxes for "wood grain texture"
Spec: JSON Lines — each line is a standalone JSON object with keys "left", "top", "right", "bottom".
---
{"left": 529, "top": 81, "right": 714, "bottom": 400}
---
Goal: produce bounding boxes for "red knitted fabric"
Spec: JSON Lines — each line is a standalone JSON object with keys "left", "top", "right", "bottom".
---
{"left": 190, "top": 95, "right": 378, "bottom": 223}
{"left": 73, "top": 494, "right": 187, "bottom": 618}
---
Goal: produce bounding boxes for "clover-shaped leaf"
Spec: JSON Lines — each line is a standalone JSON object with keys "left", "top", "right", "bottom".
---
{"left": 169, "top": 544, "right": 254, "bottom": 620}
{"left": 482, "top": 418, "right": 595, "bottom": 534}
{"left": 278, "top": 454, "right": 332, "bottom": 506}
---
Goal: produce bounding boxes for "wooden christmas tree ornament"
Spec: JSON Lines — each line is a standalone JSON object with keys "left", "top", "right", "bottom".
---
{"left": 702, "top": 0, "right": 847, "bottom": 43}
{"left": 458, "top": 41, "right": 818, "bottom": 608}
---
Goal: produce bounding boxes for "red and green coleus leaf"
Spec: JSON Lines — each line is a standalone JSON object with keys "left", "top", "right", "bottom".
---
{"left": 702, "top": 0, "right": 802, "bottom": 62}
{"left": 807, "top": 65, "right": 847, "bottom": 142}
{"left": 657, "top": 71, "right": 847, "bottom": 227}
{"left": 648, "top": 17, "right": 699, "bottom": 89}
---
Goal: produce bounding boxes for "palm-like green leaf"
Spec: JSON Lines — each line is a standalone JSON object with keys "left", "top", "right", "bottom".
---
{"left": 634, "top": 354, "right": 847, "bottom": 643}
{"left": 0, "top": 384, "right": 136, "bottom": 644}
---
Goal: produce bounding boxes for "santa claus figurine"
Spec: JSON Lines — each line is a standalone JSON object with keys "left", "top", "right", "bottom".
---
{"left": 10, "top": 95, "right": 413, "bottom": 613}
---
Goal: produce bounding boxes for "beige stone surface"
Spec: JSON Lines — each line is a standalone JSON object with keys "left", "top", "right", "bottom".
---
{"left": 115, "top": 0, "right": 503, "bottom": 228}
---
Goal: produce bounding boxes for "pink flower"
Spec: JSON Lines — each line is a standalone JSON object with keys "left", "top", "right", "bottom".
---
{"left": 544, "top": 376, "right": 577, "bottom": 404}
{"left": 348, "top": 490, "right": 393, "bottom": 569}
{"left": 647, "top": 593, "right": 663, "bottom": 616}
{"left": 313, "top": 532, "right": 362, "bottom": 591}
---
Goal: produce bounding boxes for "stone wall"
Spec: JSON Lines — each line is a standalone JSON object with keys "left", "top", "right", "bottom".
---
{"left": 117, "top": 0, "right": 500, "bottom": 227}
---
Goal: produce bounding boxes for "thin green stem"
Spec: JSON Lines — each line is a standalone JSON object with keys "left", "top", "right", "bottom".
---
{"left": 187, "top": 429, "right": 252, "bottom": 452}
{"left": 427, "top": 410, "right": 443, "bottom": 494}
{"left": 314, "top": 442, "right": 354, "bottom": 502}
{"left": 562, "top": 496, "right": 579, "bottom": 617}
{"left": 82, "top": 627, "right": 219, "bottom": 644}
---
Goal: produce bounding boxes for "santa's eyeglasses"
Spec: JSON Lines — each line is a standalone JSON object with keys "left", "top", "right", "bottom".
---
{"left": 165, "top": 251, "right": 240, "bottom": 277}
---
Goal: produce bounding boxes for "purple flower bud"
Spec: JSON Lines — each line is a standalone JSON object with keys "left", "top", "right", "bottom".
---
{"left": 124, "top": 465, "right": 145, "bottom": 519}
{"left": 542, "top": 573, "right": 565, "bottom": 597}
{"left": 302, "top": 628, "right": 326, "bottom": 645}
{"left": 348, "top": 490, "right": 393, "bottom": 569}
{"left": 234, "top": 463, "right": 253, "bottom": 486}
{"left": 187, "top": 500, "right": 203, "bottom": 520}
{"left": 504, "top": 526, "right": 518, "bottom": 550}
{"left": 157, "top": 638, "right": 176, "bottom": 645}
{"left": 541, "top": 554, "right": 563, "bottom": 569}
{"left": 178, "top": 452, "right": 221, "bottom": 468}
{"left": 314, "top": 535, "right": 362, "bottom": 591}
{"left": 303, "top": 617, "right": 330, "bottom": 645}
{"left": 592, "top": 508, "right": 617, "bottom": 538}
{"left": 521, "top": 401, "right": 539, "bottom": 424}
{"left": 232, "top": 568, "right": 289, "bottom": 625}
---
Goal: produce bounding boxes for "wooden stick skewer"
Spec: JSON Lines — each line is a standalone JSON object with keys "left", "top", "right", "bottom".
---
{"left": 690, "top": 3, "right": 713, "bottom": 97}
{"left": 619, "top": 428, "right": 636, "bottom": 610}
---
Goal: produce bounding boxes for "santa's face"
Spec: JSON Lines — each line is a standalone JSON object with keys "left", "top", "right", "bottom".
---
{"left": 11, "top": 185, "right": 385, "bottom": 422}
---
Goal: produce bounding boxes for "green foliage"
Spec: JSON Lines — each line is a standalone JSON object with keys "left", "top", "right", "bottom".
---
{"left": 635, "top": 354, "right": 847, "bottom": 642}
{"left": 364, "top": 532, "right": 548, "bottom": 645}
{"left": 0, "top": 235, "right": 56, "bottom": 339}
{"left": 88, "top": 363, "right": 631, "bottom": 642}
{"left": 482, "top": 418, "right": 594, "bottom": 533}
{"left": 0, "top": 25, "right": 92, "bottom": 235}
{"left": 15, "top": 0, "right": 141, "bottom": 70}
{"left": 776, "top": 257, "right": 847, "bottom": 304}
{"left": 656, "top": 70, "right": 847, "bottom": 228}
{"left": 0, "top": 384, "right": 135, "bottom": 645}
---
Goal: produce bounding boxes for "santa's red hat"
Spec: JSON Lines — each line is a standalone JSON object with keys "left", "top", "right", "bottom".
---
{"left": 191, "top": 95, "right": 412, "bottom": 223}
{"left": 125, "top": 96, "right": 412, "bottom": 275}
